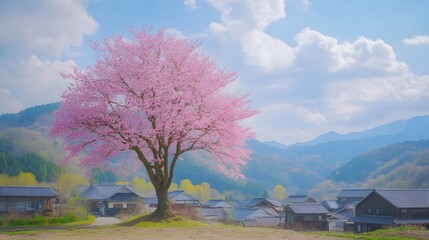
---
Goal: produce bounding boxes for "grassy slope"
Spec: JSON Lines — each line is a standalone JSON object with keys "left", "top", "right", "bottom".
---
{"left": 316, "top": 226, "right": 429, "bottom": 240}
{"left": 2, "top": 221, "right": 429, "bottom": 240}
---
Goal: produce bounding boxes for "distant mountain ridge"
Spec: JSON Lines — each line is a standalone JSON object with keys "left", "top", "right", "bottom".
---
{"left": 1, "top": 103, "right": 429, "bottom": 196}
{"left": 0, "top": 103, "right": 59, "bottom": 134}
{"left": 301, "top": 115, "right": 429, "bottom": 146}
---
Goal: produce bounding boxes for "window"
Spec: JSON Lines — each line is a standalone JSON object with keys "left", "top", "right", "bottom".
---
{"left": 401, "top": 209, "right": 407, "bottom": 213}
{"left": 113, "top": 204, "right": 123, "bottom": 209}
{"left": 303, "top": 215, "right": 316, "bottom": 221}
{"left": 376, "top": 209, "right": 380, "bottom": 215}
{"left": 0, "top": 200, "right": 6, "bottom": 212}
{"left": 368, "top": 209, "right": 371, "bottom": 214}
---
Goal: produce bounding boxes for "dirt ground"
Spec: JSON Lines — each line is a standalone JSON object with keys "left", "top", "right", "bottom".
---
{"left": 0, "top": 225, "right": 343, "bottom": 240}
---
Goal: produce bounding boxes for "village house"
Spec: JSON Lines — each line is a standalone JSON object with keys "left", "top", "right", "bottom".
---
{"left": 0, "top": 186, "right": 57, "bottom": 215}
{"left": 195, "top": 199, "right": 244, "bottom": 223}
{"left": 353, "top": 189, "right": 429, "bottom": 233}
{"left": 231, "top": 207, "right": 280, "bottom": 227}
{"left": 142, "top": 190, "right": 201, "bottom": 216}
{"left": 322, "top": 189, "right": 372, "bottom": 232}
{"left": 245, "top": 197, "right": 284, "bottom": 214}
{"left": 285, "top": 195, "right": 317, "bottom": 204}
{"left": 284, "top": 203, "right": 329, "bottom": 230}
{"left": 337, "top": 189, "right": 372, "bottom": 208}
{"left": 80, "top": 184, "right": 142, "bottom": 216}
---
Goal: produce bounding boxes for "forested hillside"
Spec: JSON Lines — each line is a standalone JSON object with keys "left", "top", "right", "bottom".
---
{"left": 1, "top": 104, "right": 429, "bottom": 198}
{"left": 309, "top": 140, "right": 429, "bottom": 199}
{"left": 0, "top": 151, "right": 59, "bottom": 182}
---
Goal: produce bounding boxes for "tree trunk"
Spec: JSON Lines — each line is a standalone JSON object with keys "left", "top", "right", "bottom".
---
{"left": 120, "top": 183, "right": 175, "bottom": 226}
{"left": 150, "top": 184, "right": 175, "bottom": 221}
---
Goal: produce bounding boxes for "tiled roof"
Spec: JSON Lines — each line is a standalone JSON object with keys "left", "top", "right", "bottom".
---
{"left": 204, "top": 199, "right": 221, "bottom": 206}
{"left": 233, "top": 208, "right": 255, "bottom": 221}
{"left": 142, "top": 197, "right": 158, "bottom": 205}
{"left": 168, "top": 190, "right": 185, "bottom": 199}
{"left": 352, "top": 215, "right": 395, "bottom": 225}
{"left": 322, "top": 200, "right": 339, "bottom": 210}
{"left": 246, "top": 198, "right": 282, "bottom": 207}
{"left": 229, "top": 200, "right": 244, "bottom": 207}
{"left": 337, "top": 189, "right": 372, "bottom": 198}
{"left": 286, "top": 203, "right": 329, "bottom": 214}
{"left": 169, "top": 190, "right": 200, "bottom": 202}
{"left": 81, "top": 185, "right": 123, "bottom": 200}
{"left": 81, "top": 185, "right": 140, "bottom": 200}
{"left": 143, "top": 190, "right": 200, "bottom": 204}
{"left": 108, "top": 193, "right": 140, "bottom": 202}
{"left": 0, "top": 186, "right": 56, "bottom": 197}
{"left": 285, "top": 195, "right": 316, "bottom": 203}
{"left": 374, "top": 189, "right": 429, "bottom": 208}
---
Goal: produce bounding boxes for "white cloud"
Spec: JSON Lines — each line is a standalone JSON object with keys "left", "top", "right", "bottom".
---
{"left": 184, "top": 0, "right": 197, "bottom": 9}
{"left": 403, "top": 35, "right": 429, "bottom": 46}
{"left": 0, "top": 0, "right": 97, "bottom": 114}
{"left": 327, "top": 74, "right": 429, "bottom": 120}
{"left": 0, "top": 88, "right": 23, "bottom": 114}
{"left": 0, "top": 56, "right": 76, "bottom": 112}
{"left": 242, "top": 29, "right": 294, "bottom": 72}
{"left": 294, "top": 28, "right": 408, "bottom": 74}
{"left": 208, "top": 0, "right": 294, "bottom": 72}
{"left": 0, "top": 0, "right": 97, "bottom": 58}
{"left": 208, "top": 0, "right": 285, "bottom": 31}
{"left": 209, "top": 22, "right": 228, "bottom": 32}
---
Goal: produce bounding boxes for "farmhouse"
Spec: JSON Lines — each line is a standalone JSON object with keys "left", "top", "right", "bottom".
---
{"left": 196, "top": 199, "right": 245, "bottom": 223}
{"left": 232, "top": 207, "right": 280, "bottom": 227}
{"left": 285, "top": 195, "right": 317, "bottom": 204}
{"left": 336, "top": 189, "right": 372, "bottom": 209}
{"left": 245, "top": 197, "right": 284, "bottom": 214}
{"left": 142, "top": 190, "right": 201, "bottom": 215}
{"left": 0, "top": 186, "right": 57, "bottom": 215}
{"left": 284, "top": 203, "right": 329, "bottom": 230}
{"left": 353, "top": 189, "right": 429, "bottom": 232}
{"left": 80, "top": 184, "right": 142, "bottom": 216}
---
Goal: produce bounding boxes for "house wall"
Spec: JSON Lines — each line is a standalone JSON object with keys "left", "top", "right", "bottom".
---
{"left": 356, "top": 193, "right": 397, "bottom": 217}
{"left": 0, "top": 197, "right": 52, "bottom": 214}
{"left": 398, "top": 208, "right": 429, "bottom": 218}
{"left": 284, "top": 211, "right": 328, "bottom": 230}
{"left": 244, "top": 217, "right": 280, "bottom": 227}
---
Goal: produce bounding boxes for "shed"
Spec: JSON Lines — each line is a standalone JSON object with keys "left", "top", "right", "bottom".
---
{"left": 284, "top": 203, "right": 329, "bottom": 230}
{"left": 0, "top": 186, "right": 57, "bottom": 215}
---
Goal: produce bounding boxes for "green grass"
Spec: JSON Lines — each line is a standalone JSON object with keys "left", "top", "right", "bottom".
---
{"left": 0, "top": 213, "right": 95, "bottom": 228}
{"left": 130, "top": 216, "right": 206, "bottom": 228}
{"left": 314, "top": 226, "right": 428, "bottom": 240}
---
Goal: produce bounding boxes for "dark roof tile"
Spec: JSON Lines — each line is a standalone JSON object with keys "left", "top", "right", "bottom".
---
{"left": 0, "top": 186, "right": 56, "bottom": 197}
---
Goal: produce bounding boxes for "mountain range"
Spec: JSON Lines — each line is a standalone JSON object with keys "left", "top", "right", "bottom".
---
{"left": 1, "top": 103, "right": 429, "bottom": 198}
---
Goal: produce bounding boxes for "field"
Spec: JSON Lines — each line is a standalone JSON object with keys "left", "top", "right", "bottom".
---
{"left": 0, "top": 225, "right": 341, "bottom": 240}
{"left": 1, "top": 222, "right": 429, "bottom": 240}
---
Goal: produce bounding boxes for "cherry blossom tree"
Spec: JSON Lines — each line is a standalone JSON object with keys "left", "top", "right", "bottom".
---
{"left": 50, "top": 29, "right": 256, "bottom": 221}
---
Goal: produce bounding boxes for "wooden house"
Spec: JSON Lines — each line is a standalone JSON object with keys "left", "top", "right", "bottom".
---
{"left": 245, "top": 197, "right": 284, "bottom": 214}
{"left": 81, "top": 185, "right": 142, "bottom": 216}
{"left": 284, "top": 203, "right": 329, "bottom": 230}
{"left": 285, "top": 195, "right": 317, "bottom": 204}
{"left": 337, "top": 189, "right": 372, "bottom": 208}
{"left": 142, "top": 190, "right": 201, "bottom": 215}
{"left": 353, "top": 189, "right": 429, "bottom": 232}
{"left": 0, "top": 186, "right": 57, "bottom": 215}
{"left": 231, "top": 207, "right": 280, "bottom": 227}
{"left": 195, "top": 199, "right": 244, "bottom": 223}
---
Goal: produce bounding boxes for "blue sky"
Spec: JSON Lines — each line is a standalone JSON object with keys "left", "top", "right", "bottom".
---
{"left": 1, "top": 0, "right": 429, "bottom": 144}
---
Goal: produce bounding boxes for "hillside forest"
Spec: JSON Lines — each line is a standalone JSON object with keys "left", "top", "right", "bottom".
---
{"left": 0, "top": 103, "right": 429, "bottom": 201}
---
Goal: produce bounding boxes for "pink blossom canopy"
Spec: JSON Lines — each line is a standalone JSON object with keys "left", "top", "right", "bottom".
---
{"left": 51, "top": 29, "right": 257, "bottom": 178}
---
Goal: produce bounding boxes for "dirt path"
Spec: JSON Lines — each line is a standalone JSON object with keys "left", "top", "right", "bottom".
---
{"left": 0, "top": 225, "right": 344, "bottom": 240}
{"left": 91, "top": 217, "right": 121, "bottom": 226}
